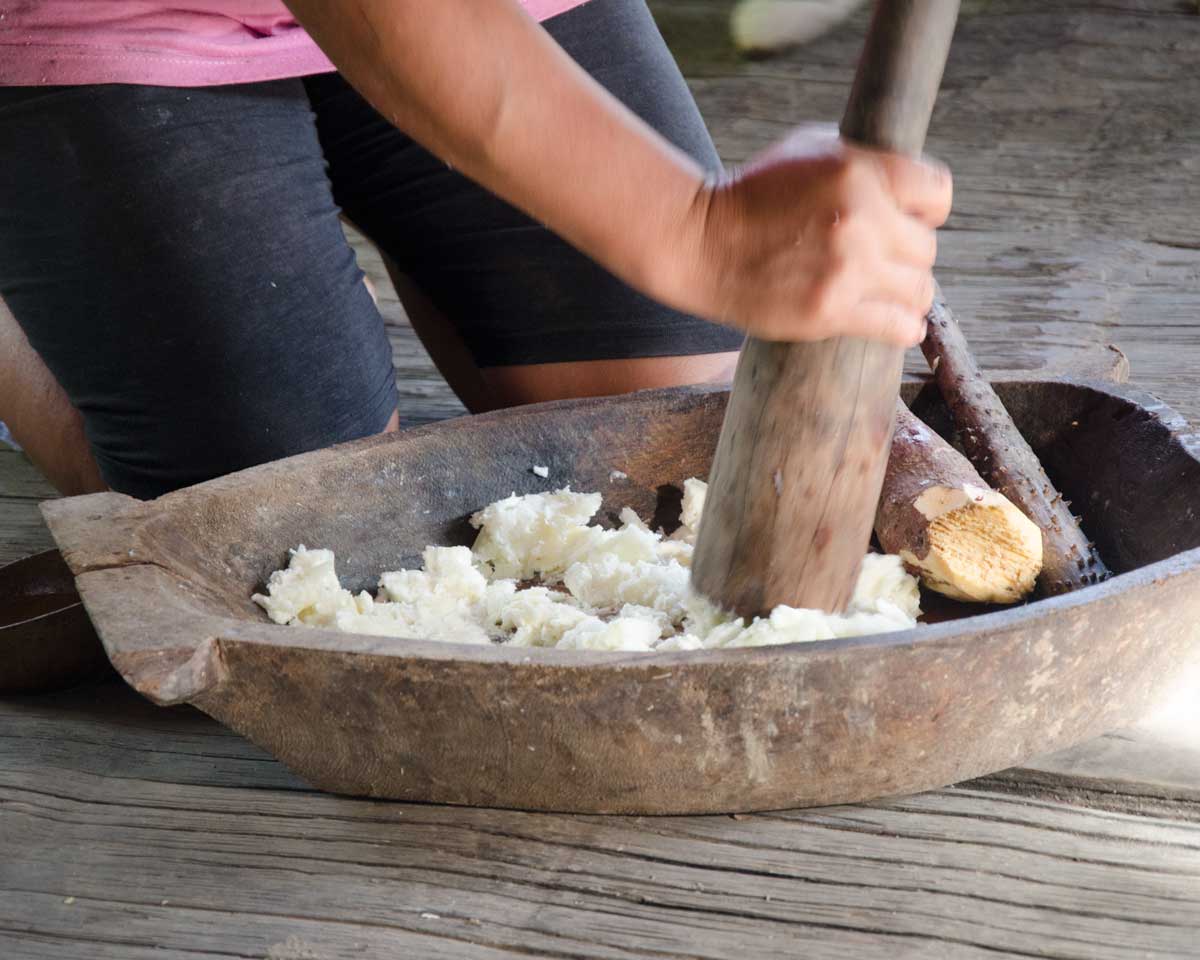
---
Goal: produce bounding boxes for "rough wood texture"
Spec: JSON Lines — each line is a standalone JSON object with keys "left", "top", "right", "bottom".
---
{"left": 838, "top": 0, "right": 959, "bottom": 155}
{"left": 40, "top": 376, "right": 1200, "bottom": 814}
{"left": 694, "top": 339, "right": 901, "bottom": 616}
{"left": 692, "top": 0, "right": 959, "bottom": 618}
{"left": 0, "top": 450, "right": 54, "bottom": 565}
{"left": 4, "top": 0, "right": 1200, "bottom": 953}
{"left": 1, "top": 682, "right": 1199, "bottom": 960}
{"left": 922, "top": 287, "right": 1110, "bottom": 595}
{"left": 876, "top": 399, "right": 1042, "bottom": 602}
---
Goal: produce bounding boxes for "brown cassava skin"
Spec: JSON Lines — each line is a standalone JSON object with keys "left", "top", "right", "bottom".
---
{"left": 921, "top": 287, "right": 1109, "bottom": 594}
{"left": 876, "top": 399, "right": 989, "bottom": 568}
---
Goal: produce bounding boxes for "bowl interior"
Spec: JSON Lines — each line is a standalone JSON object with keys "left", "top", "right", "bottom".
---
{"left": 127, "top": 381, "right": 1200, "bottom": 627}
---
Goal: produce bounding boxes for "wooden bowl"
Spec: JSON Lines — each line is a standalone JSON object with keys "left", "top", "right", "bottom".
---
{"left": 42, "top": 376, "right": 1200, "bottom": 813}
{"left": 0, "top": 549, "right": 111, "bottom": 694}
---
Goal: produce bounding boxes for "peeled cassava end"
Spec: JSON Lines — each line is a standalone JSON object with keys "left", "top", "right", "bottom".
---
{"left": 903, "top": 484, "right": 1043, "bottom": 604}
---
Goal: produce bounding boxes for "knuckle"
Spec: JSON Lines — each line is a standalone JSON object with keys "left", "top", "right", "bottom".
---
{"left": 881, "top": 153, "right": 915, "bottom": 189}
{"left": 928, "top": 158, "right": 953, "bottom": 190}
{"left": 923, "top": 161, "right": 954, "bottom": 211}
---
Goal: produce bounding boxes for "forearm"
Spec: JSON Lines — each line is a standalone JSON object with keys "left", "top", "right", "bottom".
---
{"left": 286, "top": 0, "right": 707, "bottom": 299}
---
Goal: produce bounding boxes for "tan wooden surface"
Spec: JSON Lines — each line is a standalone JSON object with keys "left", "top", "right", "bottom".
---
{"left": 3, "top": 1, "right": 1200, "bottom": 956}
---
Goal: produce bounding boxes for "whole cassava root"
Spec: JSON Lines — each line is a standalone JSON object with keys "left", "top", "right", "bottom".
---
{"left": 920, "top": 287, "right": 1109, "bottom": 594}
{"left": 877, "top": 401, "right": 1043, "bottom": 603}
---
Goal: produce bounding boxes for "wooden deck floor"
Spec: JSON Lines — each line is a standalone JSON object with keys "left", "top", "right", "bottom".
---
{"left": 4, "top": 1, "right": 1200, "bottom": 957}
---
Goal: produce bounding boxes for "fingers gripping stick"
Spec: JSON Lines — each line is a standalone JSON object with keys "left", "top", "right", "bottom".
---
{"left": 691, "top": 0, "right": 961, "bottom": 618}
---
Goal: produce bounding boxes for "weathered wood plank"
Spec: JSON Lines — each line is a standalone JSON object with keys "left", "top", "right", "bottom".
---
{"left": 4, "top": 3, "right": 1200, "bottom": 956}
{"left": 0, "top": 450, "right": 55, "bottom": 501}
{"left": 0, "top": 931, "right": 245, "bottom": 960}
{"left": 0, "top": 500, "right": 54, "bottom": 566}
{"left": 1, "top": 686, "right": 1198, "bottom": 960}
{"left": 0, "top": 891, "right": 550, "bottom": 960}
{"left": 0, "top": 451, "right": 57, "bottom": 563}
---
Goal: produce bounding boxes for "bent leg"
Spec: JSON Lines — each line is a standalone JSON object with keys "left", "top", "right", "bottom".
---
{"left": 389, "top": 264, "right": 735, "bottom": 410}
{"left": 0, "top": 295, "right": 104, "bottom": 495}
{"left": 0, "top": 83, "right": 399, "bottom": 499}
{"left": 307, "top": 0, "right": 742, "bottom": 412}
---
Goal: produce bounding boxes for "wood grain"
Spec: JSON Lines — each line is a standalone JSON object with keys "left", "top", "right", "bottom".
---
{"left": 0, "top": 451, "right": 55, "bottom": 565}
{"left": 3, "top": 0, "right": 1200, "bottom": 954}
{"left": 1, "top": 683, "right": 1198, "bottom": 960}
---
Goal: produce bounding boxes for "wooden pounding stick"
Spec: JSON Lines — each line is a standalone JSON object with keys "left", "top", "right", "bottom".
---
{"left": 692, "top": 0, "right": 961, "bottom": 618}
{"left": 921, "top": 286, "right": 1109, "bottom": 594}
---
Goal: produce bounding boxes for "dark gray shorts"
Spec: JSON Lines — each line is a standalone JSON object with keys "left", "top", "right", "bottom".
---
{"left": 0, "top": 0, "right": 741, "bottom": 498}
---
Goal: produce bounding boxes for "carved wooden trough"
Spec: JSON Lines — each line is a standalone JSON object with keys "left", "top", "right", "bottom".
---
{"left": 0, "top": 549, "right": 110, "bottom": 694}
{"left": 41, "top": 372, "right": 1200, "bottom": 814}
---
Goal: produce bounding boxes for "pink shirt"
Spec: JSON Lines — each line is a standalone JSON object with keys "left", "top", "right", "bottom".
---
{"left": 0, "top": 1, "right": 591, "bottom": 87}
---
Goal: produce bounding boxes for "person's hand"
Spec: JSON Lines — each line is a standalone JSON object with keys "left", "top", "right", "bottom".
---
{"left": 287, "top": 2, "right": 947, "bottom": 349}
{"left": 667, "top": 125, "right": 952, "bottom": 347}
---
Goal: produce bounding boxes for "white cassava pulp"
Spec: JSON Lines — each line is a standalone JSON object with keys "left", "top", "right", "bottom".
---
{"left": 254, "top": 480, "right": 921, "bottom": 652}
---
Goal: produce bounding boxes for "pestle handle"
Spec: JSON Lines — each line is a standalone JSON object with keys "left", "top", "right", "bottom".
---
{"left": 840, "top": 0, "right": 959, "bottom": 153}
{"left": 691, "top": 0, "right": 960, "bottom": 619}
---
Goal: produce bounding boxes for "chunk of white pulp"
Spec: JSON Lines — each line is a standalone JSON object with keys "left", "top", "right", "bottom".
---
{"left": 254, "top": 480, "right": 921, "bottom": 652}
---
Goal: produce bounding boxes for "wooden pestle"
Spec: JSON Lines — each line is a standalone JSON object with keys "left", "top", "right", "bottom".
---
{"left": 692, "top": 0, "right": 962, "bottom": 618}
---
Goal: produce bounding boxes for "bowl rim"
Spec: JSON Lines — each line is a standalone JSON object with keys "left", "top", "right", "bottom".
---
{"left": 0, "top": 548, "right": 86, "bottom": 633}
{"left": 42, "top": 375, "right": 1200, "bottom": 679}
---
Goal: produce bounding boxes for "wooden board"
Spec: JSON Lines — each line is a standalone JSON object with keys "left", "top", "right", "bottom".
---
{"left": 1, "top": 681, "right": 1199, "bottom": 960}
{"left": 3, "top": 0, "right": 1200, "bottom": 953}
{"left": 0, "top": 451, "right": 55, "bottom": 565}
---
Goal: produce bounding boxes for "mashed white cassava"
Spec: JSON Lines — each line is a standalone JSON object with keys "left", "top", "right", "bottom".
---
{"left": 253, "top": 479, "right": 921, "bottom": 652}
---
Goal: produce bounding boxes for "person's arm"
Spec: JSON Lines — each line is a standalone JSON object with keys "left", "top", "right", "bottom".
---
{"left": 286, "top": 0, "right": 951, "bottom": 346}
